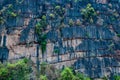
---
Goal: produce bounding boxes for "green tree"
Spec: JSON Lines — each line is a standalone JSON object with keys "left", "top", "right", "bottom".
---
{"left": 69, "top": 19, "right": 74, "bottom": 26}
{"left": 0, "top": 58, "right": 31, "bottom": 80}
{"left": 81, "top": 4, "right": 96, "bottom": 23}
{"left": 40, "top": 75, "right": 48, "bottom": 80}
{"left": 76, "top": 73, "right": 91, "bottom": 80}
{"left": 35, "top": 15, "right": 47, "bottom": 54}
{"left": 60, "top": 67, "right": 75, "bottom": 80}
{"left": 114, "top": 75, "right": 120, "bottom": 80}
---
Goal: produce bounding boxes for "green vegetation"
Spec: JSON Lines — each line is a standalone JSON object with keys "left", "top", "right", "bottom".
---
{"left": 75, "top": 73, "right": 91, "bottom": 80}
{"left": 69, "top": 19, "right": 74, "bottom": 26}
{"left": 59, "top": 67, "right": 91, "bottom": 80}
{"left": 0, "top": 4, "right": 17, "bottom": 25}
{"left": 49, "top": 13, "right": 55, "bottom": 19}
{"left": 39, "top": 63, "right": 91, "bottom": 80}
{"left": 5, "top": 4, "right": 17, "bottom": 17}
{"left": 85, "top": 32, "right": 90, "bottom": 38}
{"left": 0, "top": 1, "right": 119, "bottom": 80}
{"left": 55, "top": 6, "right": 61, "bottom": 10}
{"left": 114, "top": 75, "right": 120, "bottom": 80}
{"left": 0, "top": 60, "right": 119, "bottom": 80}
{"left": 35, "top": 15, "right": 47, "bottom": 54}
{"left": 8, "top": 12, "right": 17, "bottom": 17}
{"left": 117, "top": 34, "right": 120, "bottom": 37}
{"left": 102, "top": 76, "right": 108, "bottom": 80}
{"left": 0, "top": 58, "right": 31, "bottom": 80}
{"left": 42, "top": 15, "right": 46, "bottom": 21}
{"left": 40, "top": 75, "right": 48, "bottom": 80}
{"left": 39, "top": 62, "right": 60, "bottom": 80}
{"left": 35, "top": 15, "right": 47, "bottom": 34}
{"left": 40, "top": 34, "right": 47, "bottom": 53}
{"left": 59, "top": 67, "right": 75, "bottom": 80}
{"left": 0, "top": 17, "right": 4, "bottom": 24}
{"left": 40, "top": 62, "right": 48, "bottom": 75}
{"left": 54, "top": 48, "right": 60, "bottom": 54}
{"left": 81, "top": 4, "right": 96, "bottom": 23}
{"left": 35, "top": 22, "right": 42, "bottom": 35}
{"left": 54, "top": 6, "right": 65, "bottom": 18}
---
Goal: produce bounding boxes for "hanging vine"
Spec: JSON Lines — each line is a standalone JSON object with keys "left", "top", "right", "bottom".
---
{"left": 35, "top": 15, "right": 47, "bottom": 54}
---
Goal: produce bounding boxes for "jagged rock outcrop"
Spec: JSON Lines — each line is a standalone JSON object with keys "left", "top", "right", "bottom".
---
{"left": 0, "top": 0, "right": 120, "bottom": 79}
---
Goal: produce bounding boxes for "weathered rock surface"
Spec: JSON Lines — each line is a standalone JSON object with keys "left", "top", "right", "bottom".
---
{"left": 0, "top": 0, "right": 120, "bottom": 79}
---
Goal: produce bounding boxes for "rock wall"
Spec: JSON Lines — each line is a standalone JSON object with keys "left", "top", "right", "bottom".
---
{"left": 0, "top": 0, "right": 120, "bottom": 79}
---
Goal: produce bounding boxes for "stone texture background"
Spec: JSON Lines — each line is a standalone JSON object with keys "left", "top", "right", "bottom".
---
{"left": 0, "top": 0, "right": 120, "bottom": 78}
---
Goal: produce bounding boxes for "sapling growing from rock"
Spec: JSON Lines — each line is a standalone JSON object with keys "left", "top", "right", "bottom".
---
{"left": 81, "top": 4, "right": 96, "bottom": 23}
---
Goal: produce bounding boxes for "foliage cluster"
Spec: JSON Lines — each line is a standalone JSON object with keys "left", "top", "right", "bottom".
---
{"left": 0, "top": 17, "right": 4, "bottom": 24}
{"left": 114, "top": 75, "right": 120, "bottom": 80}
{"left": 0, "top": 60, "right": 120, "bottom": 80}
{"left": 0, "top": 4, "right": 17, "bottom": 25}
{"left": 81, "top": 4, "right": 96, "bottom": 23}
{"left": 69, "top": 19, "right": 74, "bottom": 26}
{"left": 59, "top": 67, "right": 91, "bottom": 80}
{"left": 39, "top": 65, "right": 120, "bottom": 80}
{"left": 39, "top": 63, "right": 91, "bottom": 80}
{"left": 0, "top": 58, "right": 31, "bottom": 80}
{"left": 117, "top": 34, "right": 120, "bottom": 37}
{"left": 35, "top": 15, "right": 47, "bottom": 53}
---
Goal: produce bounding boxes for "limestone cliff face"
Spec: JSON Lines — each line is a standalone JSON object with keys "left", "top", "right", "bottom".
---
{"left": 0, "top": 0, "right": 120, "bottom": 78}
